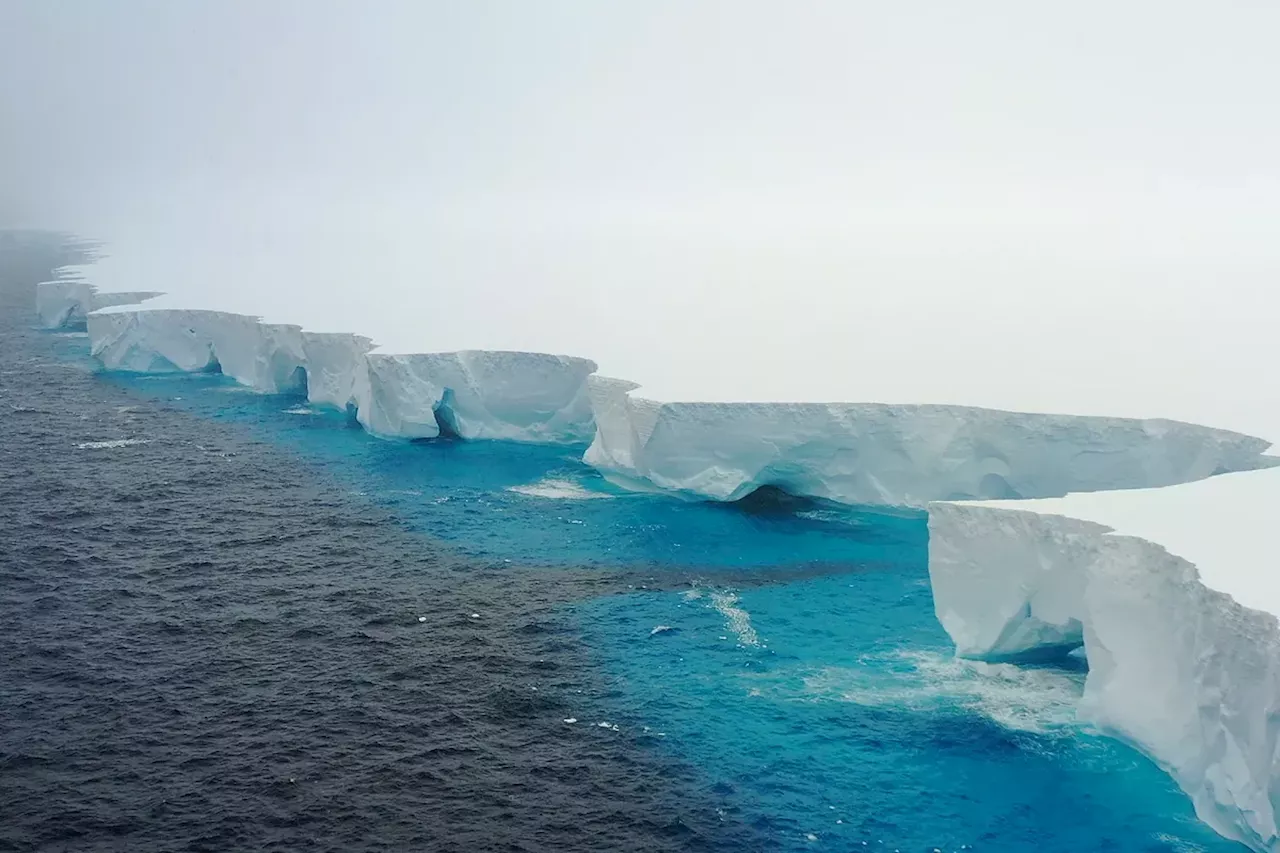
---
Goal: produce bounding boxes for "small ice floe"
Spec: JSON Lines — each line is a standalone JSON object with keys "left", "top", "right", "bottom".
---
{"left": 417, "top": 616, "right": 426, "bottom": 623}
{"left": 563, "top": 717, "right": 577, "bottom": 724}
{"left": 282, "top": 406, "right": 317, "bottom": 415}
{"left": 76, "top": 438, "right": 151, "bottom": 450}
{"left": 597, "top": 721, "right": 620, "bottom": 731}
{"left": 507, "top": 477, "right": 611, "bottom": 500}
{"left": 649, "top": 625, "right": 678, "bottom": 637}
{"left": 806, "top": 834, "right": 818, "bottom": 842}
{"left": 469, "top": 613, "right": 480, "bottom": 619}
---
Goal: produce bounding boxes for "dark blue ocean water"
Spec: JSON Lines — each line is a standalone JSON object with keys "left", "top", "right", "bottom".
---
{"left": 1, "top": 234, "right": 1244, "bottom": 852}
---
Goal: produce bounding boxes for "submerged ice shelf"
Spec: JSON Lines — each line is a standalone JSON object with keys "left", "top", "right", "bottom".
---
{"left": 929, "top": 466, "right": 1280, "bottom": 853}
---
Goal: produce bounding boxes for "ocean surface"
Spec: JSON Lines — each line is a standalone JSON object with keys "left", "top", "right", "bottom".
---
{"left": 0, "top": 233, "right": 1244, "bottom": 852}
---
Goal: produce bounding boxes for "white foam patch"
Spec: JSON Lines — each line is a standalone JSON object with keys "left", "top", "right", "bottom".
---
{"left": 708, "top": 590, "right": 762, "bottom": 648}
{"left": 1152, "top": 832, "right": 1210, "bottom": 852}
{"left": 507, "top": 477, "right": 612, "bottom": 500}
{"left": 799, "top": 650, "right": 1085, "bottom": 734}
{"left": 76, "top": 438, "right": 152, "bottom": 450}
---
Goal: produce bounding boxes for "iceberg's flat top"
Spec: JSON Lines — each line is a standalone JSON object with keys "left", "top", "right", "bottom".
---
{"left": 952, "top": 464, "right": 1280, "bottom": 616}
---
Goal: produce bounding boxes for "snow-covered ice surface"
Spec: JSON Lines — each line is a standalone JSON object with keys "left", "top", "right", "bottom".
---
{"left": 929, "top": 465, "right": 1280, "bottom": 852}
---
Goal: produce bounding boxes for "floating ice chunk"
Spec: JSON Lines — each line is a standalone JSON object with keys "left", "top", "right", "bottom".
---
{"left": 563, "top": 718, "right": 577, "bottom": 724}
{"left": 76, "top": 438, "right": 151, "bottom": 450}
{"left": 649, "top": 625, "right": 677, "bottom": 636}
{"left": 507, "top": 477, "right": 612, "bottom": 500}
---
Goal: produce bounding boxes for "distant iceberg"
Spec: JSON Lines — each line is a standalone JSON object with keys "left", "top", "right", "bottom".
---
{"left": 36, "top": 277, "right": 160, "bottom": 330}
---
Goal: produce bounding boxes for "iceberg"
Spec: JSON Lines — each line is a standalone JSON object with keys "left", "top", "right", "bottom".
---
{"left": 48, "top": 252, "right": 1280, "bottom": 852}
{"left": 36, "top": 278, "right": 161, "bottom": 329}
{"left": 352, "top": 351, "right": 596, "bottom": 442}
{"left": 585, "top": 376, "right": 1274, "bottom": 506}
{"left": 299, "top": 330, "right": 377, "bottom": 411}
{"left": 928, "top": 465, "right": 1280, "bottom": 852}
{"left": 84, "top": 305, "right": 595, "bottom": 444}
{"left": 87, "top": 308, "right": 310, "bottom": 395}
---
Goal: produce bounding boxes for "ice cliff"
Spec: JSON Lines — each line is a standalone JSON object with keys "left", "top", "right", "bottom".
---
{"left": 83, "top": 306, "right": 595, "bottom": 444}
{"left": 69, "top": 295, "right": 1274, "bottom": 501}
{"left": 48, "top": 268, "right": 1280, "bottom": 853}
{"left": 36, "top": 278, "right": 161, "bottom": 329}
{"left": 929, "top": 467, "right": 1280, "bottom": 853}
{"left": 585, "top": 376, "right": 1272, "bottom": 507}
{"left": 352, "top": 351, "right": 596, "bottom": 442}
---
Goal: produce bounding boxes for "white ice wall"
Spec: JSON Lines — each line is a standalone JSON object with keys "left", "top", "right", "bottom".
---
{"left": 586, "top": 381, "right": 1274, "bottom": 507}
{"left": 36, "top": 278, "right": 160, "bottom": 329}
{"left": 928, "top": 469, "right": 1280, "bottom": 853}
{"left": 82, "top": 304, "right": 596, "bottom": 444}
{"left": 353, "top": 351, "right": 596, "bottom": 442}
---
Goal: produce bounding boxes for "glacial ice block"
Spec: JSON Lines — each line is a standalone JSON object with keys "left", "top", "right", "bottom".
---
{"left": 36, "top": 279, "right": 161, "bottom": 329}
{"left": 585, "top": 377, "right": 1275, "bottom": 506}
{"left": 84, "top": 305, "right": 597, "bottom": 444}
{"left": 353, "top": 351, "right": 597, "bottom": 443}
{"left": 300, "top": 331, "right": 377, "bottom": 410}
{"left": 87, "top": 308, "right": 312, "bottom": 394}
{"left": 927, "top": 466, "right": 1280, "bottom": 853}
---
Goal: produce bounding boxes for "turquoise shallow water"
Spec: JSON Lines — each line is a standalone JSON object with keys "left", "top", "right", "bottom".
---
{"left": 57, "top": 340, "right": 1242, "bottom": 852}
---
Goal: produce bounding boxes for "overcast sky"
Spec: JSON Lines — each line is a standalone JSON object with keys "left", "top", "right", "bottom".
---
{"left": 3, "top": 1, "right": 1277, "bottom": 434}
